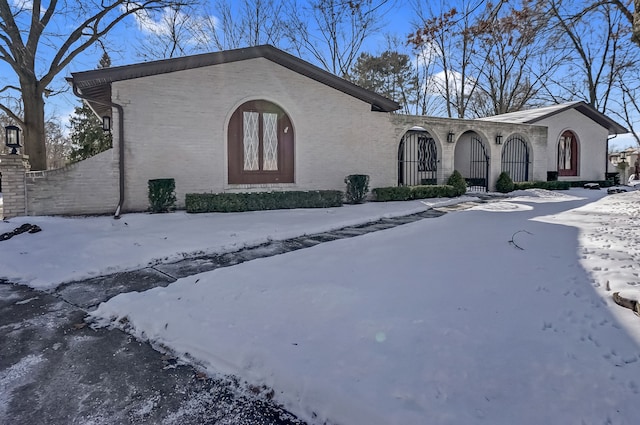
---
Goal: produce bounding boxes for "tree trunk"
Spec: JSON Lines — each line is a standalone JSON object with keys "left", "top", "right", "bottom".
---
{"left": 20, "top": 78, "right": 47, "bottom": 171}
{"left": 634, "top": 0, "right": 640, "bottom": 47}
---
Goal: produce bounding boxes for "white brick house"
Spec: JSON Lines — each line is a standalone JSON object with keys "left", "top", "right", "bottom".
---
{"left": 0, "top": 45, "right": 628, "bottom": 218}
{"left": 478, "top": 102, "right": 627, "bottom": 182}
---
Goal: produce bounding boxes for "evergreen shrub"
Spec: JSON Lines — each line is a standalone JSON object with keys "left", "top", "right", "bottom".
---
{"left": 344, "top": 174, "right": 370, "bottom": 204}
{"left": 446, "top": 170, "right": 467, "bottom": 196}
{"left": 496, "top": 172, "right": 515, "bottom": 193}
{"left": 148, "top": 178, "right": 176, "bottom": 213}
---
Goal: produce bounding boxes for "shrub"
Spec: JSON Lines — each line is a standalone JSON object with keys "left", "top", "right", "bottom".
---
{"left": 372, "top": 186, "right": 412, "bottom": 202}
{"left": 185, "top": 190, "right": 343, "bottom": 213}
{"left": 446, "top": 170, "right": 467, "bottom": 196}
{"left": 495, "top": 172, "right": 515, "bottom": 193}
{"left": 344, "top": 174, "right": 370, "bottom": 204}
{"left": 513, "top": 181, "right": 571, "bottom": 190}
{"left": 148, "top": 178, "right": 176, "bottom": 213}
{"left": 411, "top": 185, "right": 458, "bottom": 199}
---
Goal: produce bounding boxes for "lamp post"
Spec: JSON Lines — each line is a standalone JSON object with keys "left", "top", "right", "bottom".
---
{"left": 5, "top": 125, "right": 21, "bottom": 154}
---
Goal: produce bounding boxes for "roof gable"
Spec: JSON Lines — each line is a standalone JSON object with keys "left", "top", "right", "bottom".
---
{"left": 69, "top": 45, "right": 400, "bottom": 114}
{"left": 477, "top": 101, "right": 628, "bottom": 135}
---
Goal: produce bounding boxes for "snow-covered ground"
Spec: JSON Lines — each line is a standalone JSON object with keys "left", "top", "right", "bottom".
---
{"left": 0, "top": 197, "right": 474, "bottom": 289}
{"left": 3, "top": 189, "right": 640, "bottom": 424}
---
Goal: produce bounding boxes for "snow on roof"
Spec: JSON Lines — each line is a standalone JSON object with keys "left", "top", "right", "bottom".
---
{"left": 476, "top": 101, "right": 628, "bottom": 135}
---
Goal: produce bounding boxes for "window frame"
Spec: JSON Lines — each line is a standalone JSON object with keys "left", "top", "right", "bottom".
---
{"left": 227, "top": 100, "right": 294, "bottom": 184}
{"left": 557, "top": 130, "right": 578, "bottom": 176}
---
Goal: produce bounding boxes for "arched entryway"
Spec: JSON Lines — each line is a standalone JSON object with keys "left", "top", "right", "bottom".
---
{"left": 501, "top": 135, "right": 530, "bottom": 182}
{"left": 454, "top": 132, "right": 490, "bottom": 192}
{"left": 398, "top": 128, "right": 438, "bottom": 186}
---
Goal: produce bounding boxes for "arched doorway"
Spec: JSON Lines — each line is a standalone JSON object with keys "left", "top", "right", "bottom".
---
{"left": 454, "top": 133, "right": 490, "bottom": 192}
{"left": 398, "top": 128, "right": 438, "bottom": 186}
{"left": 501, "top": 135, "right": 530, "bottom": 182}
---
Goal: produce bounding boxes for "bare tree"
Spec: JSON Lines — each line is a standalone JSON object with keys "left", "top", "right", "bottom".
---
{"left": 287, "top": 0, "right": 393, "bottom": 77}
{"left": 409, "top": 0, "right": 493, "bottom": 118}
{"left": 134, "top": 4, "right": 204, "bottom": 59}
{"left": 191, "top": 0, "right": 291, "bottom": 51}
{"left": 468, "top": 1, "right": 558, "bottom": 117}
{"left": 572, "top": 0, "right": 639, "bottom": 47}
{"left": 45, "top": 118, "right": 71, "bottom": 169}
{"left": 0, "top": 0, "right": 193, "bottom": 171}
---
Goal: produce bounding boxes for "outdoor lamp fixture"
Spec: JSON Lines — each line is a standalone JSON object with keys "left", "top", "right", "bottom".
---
{"left": 102, "top": 115, "right": 111, "bottom": 132}
{"left": 447, "top": 131, "right": 455, "bottom": 143}
{"left": 5, "top": 125, "right": 21, "bottom": 154}
{"left": 495, "top": 134, "right": 503, "bottom": 145}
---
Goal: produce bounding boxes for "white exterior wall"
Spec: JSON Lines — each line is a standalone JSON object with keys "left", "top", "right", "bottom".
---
{"left": 113, "top": 58, "right": 396, "bottom": 211}
{"left": 387, "top": 115, "right": 547, "bottom": 190}
{"left": 537, "top": 109, "right": 610, "bottom": 181}
{"left": 25, "top": 149, "right": 119, "bottom": 216}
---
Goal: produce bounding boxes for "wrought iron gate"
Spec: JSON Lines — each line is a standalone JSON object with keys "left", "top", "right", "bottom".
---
{"left": 468, "top": 136, "right": 489, "bottom": 192}
{"left": 398, "top": 130, "right": 437, "bottom": 186}
{"left": 501, "top": 136, "right": 529, "bottom": 182}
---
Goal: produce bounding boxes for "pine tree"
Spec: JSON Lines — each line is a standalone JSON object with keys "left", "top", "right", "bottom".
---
{"left": 68, "top": 52, "right": 113, "bottom": 162}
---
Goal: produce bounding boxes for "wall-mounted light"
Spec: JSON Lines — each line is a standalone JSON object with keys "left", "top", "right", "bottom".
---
{"left": 447, "top": 131, "right": 455, "bottom": 143}
{"left": 102, "top": 115, "right": 111, "bottom": 132}
{"left": 495, "top": 134, "right": 503, "bottom": 145}
{"left": 5, "top": 125, "right": 21, "bottom": 154}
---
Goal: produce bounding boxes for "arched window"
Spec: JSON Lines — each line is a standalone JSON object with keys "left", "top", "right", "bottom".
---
{"left": 558, "top": 130, "right": 578, "bottom": 176}
{"left": 228, "top": 100, "right": 294, "bottom": 184}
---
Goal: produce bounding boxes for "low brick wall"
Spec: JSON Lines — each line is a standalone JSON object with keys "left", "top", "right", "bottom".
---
{"left": 26, "top": 149, "right": 119, "bottom": 216}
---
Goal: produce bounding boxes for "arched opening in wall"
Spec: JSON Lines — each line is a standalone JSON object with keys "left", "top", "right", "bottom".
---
{"left": 558, "top": 130, "right": 578, "bottom": 176}
{"left": 228, "top": 100, "right": 294, "bottom": 184}
{"left": 501, "top": 135, "right": 530, "bottom": 182}
{"left": 397, "top": 127, "right": 438, "bottom": 186}
{"left": 454, "top": 132, "right": 489, "bottom": 192}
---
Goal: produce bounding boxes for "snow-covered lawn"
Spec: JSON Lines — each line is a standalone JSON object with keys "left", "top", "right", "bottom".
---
{"left": 82, "top": 189, "right": 640, "bottom": 425}
{"left": 0, "top": 197, "right": 473, "bottom": 289}
{"left": 3, "top": 189, "right": 640, "bottom": 424}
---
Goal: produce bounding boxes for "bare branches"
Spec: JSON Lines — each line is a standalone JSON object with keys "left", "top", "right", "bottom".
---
{"left": 287, "top": 0, "right": 393, "bottom": 77}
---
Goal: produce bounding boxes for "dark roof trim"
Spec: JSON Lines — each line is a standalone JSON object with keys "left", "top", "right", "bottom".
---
{"left": 526, "top": 101, "right": 628, "bottom": 135}
{"left": 69, "top": 45, "right": 401, "bottom": 112}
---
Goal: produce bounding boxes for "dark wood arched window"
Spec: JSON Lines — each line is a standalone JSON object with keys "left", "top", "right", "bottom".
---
{"left": 228, "top": 100, "right": 294, "bottom": 184}
{"left": 558, "top": 130, "right": 578, "bottom": 176}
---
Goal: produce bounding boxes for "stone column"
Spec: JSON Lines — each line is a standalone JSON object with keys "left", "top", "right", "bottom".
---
{"left": 0, "top": 154, "right": 30, "bottom": 219}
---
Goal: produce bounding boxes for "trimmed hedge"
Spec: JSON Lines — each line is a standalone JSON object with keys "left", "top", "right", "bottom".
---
{"left": 411, "top": 185, "right": 458, "bottom": 199}
{"left": 513, "top": 181, "right": 571, "bottom": 190}
{"left": 567, "top": 180, "right": 615, "bottom": 188}
{"left": 185, "top": 190, "right": 344, "bottom": 213}
{"left": 372, "top": 185, "right": 457, "bottom": 201}
{"left": 372, "top": 186, "right": 412, "bottom": 202}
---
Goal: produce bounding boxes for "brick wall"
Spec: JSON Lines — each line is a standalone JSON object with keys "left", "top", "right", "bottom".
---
{"left": 25, "top": 149, "right": 119, "bottom": 216}
{"left": 0, "top": 155, "right": 30, "bottom": 219}
{"left": 113, "top": 58, "right": 399, "bottom": 211}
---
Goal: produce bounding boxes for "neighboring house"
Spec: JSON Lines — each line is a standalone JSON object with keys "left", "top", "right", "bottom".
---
{"left": 478, "top": 102, "right": 627, "bottom": 181}
{"left": 608, "top": 147, "right": 639, "bottom": 183}
{"left": 0, "top": 46, "right": 628, "bottom": 218}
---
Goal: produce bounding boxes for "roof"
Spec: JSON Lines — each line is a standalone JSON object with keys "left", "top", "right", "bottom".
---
{"left": 476, "top": 101, "right": 628, "bottom": 135}
{"left": 67, "top": 45, "right": 401, "bottom": 116}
